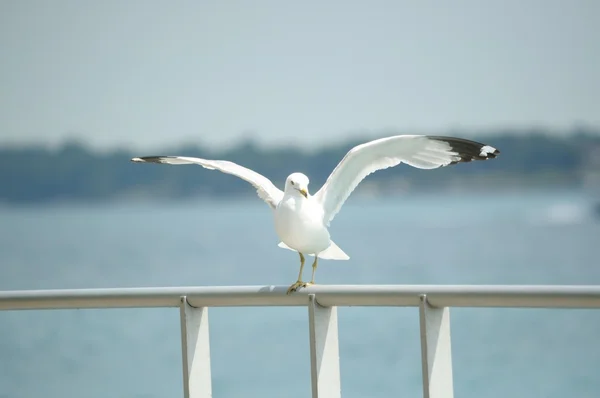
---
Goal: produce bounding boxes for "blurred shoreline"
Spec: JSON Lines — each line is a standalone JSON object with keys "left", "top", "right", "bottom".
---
{"left": 1, "top": 128, "right": 600, "bottom": 205}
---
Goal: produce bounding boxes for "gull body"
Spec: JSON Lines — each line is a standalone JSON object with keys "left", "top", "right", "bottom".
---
{"left": 131, "top": 134, "right": 500, "bottom": 293}
{"left": 274, "top": 184, "right": 330, "bottom": 256}
{"left": 273, "top": 173, "right": 346, "bottom": 261}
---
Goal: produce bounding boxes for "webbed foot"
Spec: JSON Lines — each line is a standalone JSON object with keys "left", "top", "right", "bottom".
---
{"left": 286, "top": 281, "right": 314, "bottom": 295}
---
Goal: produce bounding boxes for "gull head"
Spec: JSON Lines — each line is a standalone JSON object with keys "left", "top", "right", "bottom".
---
{"left": 285, "top": 173, "right": 309, "bottom": 198}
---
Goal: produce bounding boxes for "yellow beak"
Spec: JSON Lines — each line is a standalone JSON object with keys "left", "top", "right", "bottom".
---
{"left": 299, "top": 188, "right": 308, "bottom": 198}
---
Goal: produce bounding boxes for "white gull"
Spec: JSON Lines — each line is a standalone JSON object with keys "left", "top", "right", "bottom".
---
{"left": 132, "top": 134, "right": 499, "bottom": 294}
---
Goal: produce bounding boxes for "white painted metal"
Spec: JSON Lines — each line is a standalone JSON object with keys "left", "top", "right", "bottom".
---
{"left": 419, "top": 295, "right": 453, "bottom": 398}
{"left": 308, "top": 294, "right": 341, "bottom": 398}
{"left": 2, "top": 284, "right": 600, "bottom": 310}
{"left": 179, "top": 296, "right": 212, "bottom": 398}
{"left": 1, "top": 285, "right": 600, "bottom": 398}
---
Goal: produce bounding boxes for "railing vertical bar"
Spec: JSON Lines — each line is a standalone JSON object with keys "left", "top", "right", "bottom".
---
{"left": 179, "top": 296, "right": 212, "bottom": 398}
{"left": 308, "top": 294, "right": 342, "bottom": 398}
{"left": 419, "top": 294, "right": 454, "bottom": 398}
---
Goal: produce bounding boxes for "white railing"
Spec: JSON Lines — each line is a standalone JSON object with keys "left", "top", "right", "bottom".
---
{"left": 2, "top": 284, "right": 600, "bottom": 398}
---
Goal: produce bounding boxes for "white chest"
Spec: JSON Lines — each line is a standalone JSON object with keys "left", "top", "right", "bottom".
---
{"left": 273, "top": 196, "right": 330, "bottom": 254}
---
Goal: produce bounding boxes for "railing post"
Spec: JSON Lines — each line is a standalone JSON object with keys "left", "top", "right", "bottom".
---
{"left": 179, "top": 296, "right": 212, "bottom": 398}
{"left": 419, "top": 294, "right": 454, "bottom": 398}
{"left": 308, "top": 294, "right": 341, "bottom": 398}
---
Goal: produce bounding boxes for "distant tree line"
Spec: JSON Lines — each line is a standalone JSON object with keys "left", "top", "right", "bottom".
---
{"left": 1, "top": 128, "right": 599, "bottom": 204}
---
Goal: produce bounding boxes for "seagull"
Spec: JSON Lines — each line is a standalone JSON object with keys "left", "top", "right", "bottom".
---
{"left": 131, "top": 135, "right": 499, "bottom": 294}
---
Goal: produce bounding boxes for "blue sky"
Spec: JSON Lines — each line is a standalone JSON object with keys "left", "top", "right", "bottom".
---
{"left": 1, "top": 0, "right": 598, "bottom": 150}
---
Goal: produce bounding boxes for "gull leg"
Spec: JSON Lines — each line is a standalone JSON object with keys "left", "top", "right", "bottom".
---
{"left": 309, "top": 256, "right": 319, "bottom": 284}
{"left": 297, "top": 252, "right": 306, "bottom": 281}
{"left": 287, "top": 253, "right": 308, "bottom": 295}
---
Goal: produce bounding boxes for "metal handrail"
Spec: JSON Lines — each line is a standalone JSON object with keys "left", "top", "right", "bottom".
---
{"left": 1, "top": 284, "right": 600, "bottom": 310}
{"left": 2, "top": 284, "right": 599, "bottom": 398}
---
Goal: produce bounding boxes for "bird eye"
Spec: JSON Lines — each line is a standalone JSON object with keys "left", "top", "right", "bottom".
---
{"left": 291, "top": 181, "right": 295, "bottom": 186}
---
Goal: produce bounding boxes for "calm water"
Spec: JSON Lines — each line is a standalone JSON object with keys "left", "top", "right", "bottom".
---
{"left": 1, "top": 192, "right": 599, "bottom": 398}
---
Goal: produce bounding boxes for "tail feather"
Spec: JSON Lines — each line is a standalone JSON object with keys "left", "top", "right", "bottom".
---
{"left": 318, "top": 240, "right": 350, "bottom": 260}
{"left": 277, "top": 241, "right": 350, "bottom": 260}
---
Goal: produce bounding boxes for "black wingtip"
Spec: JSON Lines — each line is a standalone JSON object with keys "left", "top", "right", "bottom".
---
{"left": 428, "top": 136, "right": 500, "bottom": 164}
{"left": 131, "top": 156, "right": 168, "bottom": 163}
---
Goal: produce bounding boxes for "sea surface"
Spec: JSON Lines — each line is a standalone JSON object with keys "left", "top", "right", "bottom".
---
{"left": 1, "top": 191, "right": 599, "bottom": 398}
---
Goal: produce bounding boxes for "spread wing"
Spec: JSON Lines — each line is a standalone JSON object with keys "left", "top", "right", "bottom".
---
{"left": 313, "top": 135, "right": 500, "bottom": 225}
{"left": 131, "top": 156, "right": 283, "bottom": 209}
